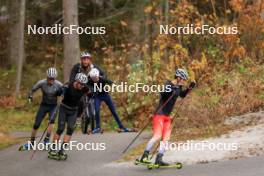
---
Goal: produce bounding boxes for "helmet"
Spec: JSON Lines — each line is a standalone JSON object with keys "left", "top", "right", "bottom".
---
{"left": 80, "top": 51, "right": 91, "bottom": 59}
{"left": 89, "top": 68, "right": 100, "bottom": 78}
{"left": 175, "top": 68, "right": 188, "bottom": 80}
{"left": 75, "top": 73, "right": 88, "bottom": 84}
{"left": 47, "top": 67, "right": 57, "bottom": 78}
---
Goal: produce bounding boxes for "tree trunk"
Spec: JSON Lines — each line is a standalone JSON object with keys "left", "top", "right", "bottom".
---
{"left": 8, "top": 0, "right": 25, "bottom": 96}
{"left": 8, "top": 0, "right": 25, "bottom": 65}
{"left": 147, "top": 6, "right": 154, "bottom": 83}
{"left": 164, "top": 0, "right": 169, "bottom": 60}
{"left": 63, "top": 0, "right": 80, "bottom": 82}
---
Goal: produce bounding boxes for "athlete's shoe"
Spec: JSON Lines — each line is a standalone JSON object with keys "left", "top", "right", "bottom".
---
{"left": 18, "top": 142, "right": 34, "bottom": 151}
{"left": 117, "top": 127, "right": 137, "bottom": 133}
{"left": 92, "top": 128, "right": 103, "bottom": 134}
{"left": 139, "top": 150, "right": 151, "bottom": 163}
{"left": 155, "top": 153, "right": 169, "bottom": 166}
{"left": 43, "top": 137, "right": 50, "bottom": 145}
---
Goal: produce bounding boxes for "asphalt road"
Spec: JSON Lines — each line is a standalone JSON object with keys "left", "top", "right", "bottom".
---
{"left": 0, "top": 132, "right": 264, "bottom": 176}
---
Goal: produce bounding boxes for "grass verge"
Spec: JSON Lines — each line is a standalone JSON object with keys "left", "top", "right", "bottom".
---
{"left": 119, "top": 123, "right": 243, "bottom": 162}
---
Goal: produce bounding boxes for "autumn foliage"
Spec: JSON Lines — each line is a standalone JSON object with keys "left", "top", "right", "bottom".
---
{"left": 0, "top": 0, "right": 263, "bottom": 132}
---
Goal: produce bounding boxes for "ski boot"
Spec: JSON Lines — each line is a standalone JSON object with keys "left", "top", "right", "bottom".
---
{"left": 117, "top": 127, "right": 137, "bottom": 133}
{"left": 43, "top": 137, "right": 50, "bottom": 145}
{"left": 135, "top": 151, "right": 151, "bottom": 165}
{"left": 42, "top": 137, "right": 50, "bottom": 150}
{"left": 18, "top": 142, "right": 34, "bottom": 151}
{"left": 154, "top": 153, "right": 169, "bottom": 166}
{"left": 92, "top": 128, "right": 103, "bottom": 134}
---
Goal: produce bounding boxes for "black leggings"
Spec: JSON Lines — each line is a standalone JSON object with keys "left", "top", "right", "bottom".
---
{"left": 33, "top": 104, "right": 57, "bottom": 130}
{"left": 56, "top": 104, "right": 78, "bottom": 136}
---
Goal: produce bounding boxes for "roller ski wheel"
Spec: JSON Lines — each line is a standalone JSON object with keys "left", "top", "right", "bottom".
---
{"left": 134, "top": 159, "right": 151, "bottom": 166}
{"left": 117, "top": 128, "right": 138, "bottom": 133}
{"left": 48, "top": 151, "right": 60, "bottom": 160}
{"left": 59, "top": 152, "right": 68, "bottom": 161}
{"left": 48, "top": 151, "right": 67, "bottom": 161}
{"left": 147, "top": 162, "right": 183, "bottom": 170}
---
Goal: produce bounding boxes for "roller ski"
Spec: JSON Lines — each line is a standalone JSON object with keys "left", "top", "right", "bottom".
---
{"left": 134, "top": 159, "right": 152, "bottom": 166}
{"left": 134, "top": 151, "right": 151, "bottom": 166}
{"left": 147, "top": 162, "right": 183, "bottom": 170}
{"left": 48, "top": 150, "right": 68, "bottom": 161}
{"left": 117, "top": 127, "right": 138, "bottom": 133}
{"left": 147, "top": 153, "right": 182, "bottom": 170}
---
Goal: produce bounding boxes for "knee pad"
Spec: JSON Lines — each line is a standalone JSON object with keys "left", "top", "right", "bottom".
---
{"left": 66, "top": 126, "right": 75, "bottom": 136}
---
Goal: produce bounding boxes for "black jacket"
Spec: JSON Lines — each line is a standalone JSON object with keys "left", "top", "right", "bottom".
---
{"left": 155, "top": 80, "right": 190, "bottom": 116}
{"left": 61, "top": 83, "right": 90, "bottom": 109}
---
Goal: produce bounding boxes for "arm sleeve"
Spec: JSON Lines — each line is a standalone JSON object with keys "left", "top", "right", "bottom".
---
{"left": 179, "top": 88, "right": 190, "bottom": 98}
{"left": 28, "top": 80, "right": 43, "bottom": 98}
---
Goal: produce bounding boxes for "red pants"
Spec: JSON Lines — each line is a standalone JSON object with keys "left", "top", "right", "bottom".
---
{"left": 152, "top": 114, "right": 172, "bottom": 141}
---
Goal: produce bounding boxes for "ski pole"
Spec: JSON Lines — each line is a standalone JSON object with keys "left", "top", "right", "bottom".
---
{"left": 122, "top": 92, "right": 176, "bottom": 154}
{"left": 30, "top": 103, "right": 60, "bottom": 160}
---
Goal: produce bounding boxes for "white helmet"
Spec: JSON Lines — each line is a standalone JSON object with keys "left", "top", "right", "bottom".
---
{"left": 89, "top": 68, "right": 100, "bottom": 78}
{"left": 47, "top": 67, "right": 57, "bottom": 78}
{"left": 75, "top": 73, "right": 88, "bottom": 84}
{"left": 175, "top": 68, "right": 188, "bottom": 80}
{"left": 80, "top": 51, "right": 92, "bottom": 58}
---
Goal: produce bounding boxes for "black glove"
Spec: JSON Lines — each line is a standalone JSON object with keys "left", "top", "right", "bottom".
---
{"left": 188, "top": 81, "right": 196, "bottom": 90}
